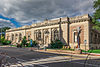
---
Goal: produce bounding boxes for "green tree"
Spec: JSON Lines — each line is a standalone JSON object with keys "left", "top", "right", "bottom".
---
{"left": 21, "top": 36, "right": 27, "bottom": 47}
{"left": 32, "top": 41, "right": 38, "bottom": 47}
{"left": 93, "top": 0, "right": 100, "bottom": 20}
{"left": 50, "top": 40, "right": 63, "bottom": 49}
{"left": 0, "top": 36, "right": 11, "bottom": 45}
{"left": 93, "top": 0, "right": 100, "bottom": 31}
{"left": 0, "top": 27, "right": 10, "bottom": 32}
{"left": 0, "top": 27, "right": 11, "bottom": 38}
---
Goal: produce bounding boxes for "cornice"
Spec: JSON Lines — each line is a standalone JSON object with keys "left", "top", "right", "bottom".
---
{"left": 6, "top": 14, "right": 91, "bottom": 32}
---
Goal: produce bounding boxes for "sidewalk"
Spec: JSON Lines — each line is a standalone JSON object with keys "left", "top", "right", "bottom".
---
{"left": 1, "top": 45, "right": 100, "bottom": 57}
{"left": 34, "top": 48, "right": 100, "bottom": 57}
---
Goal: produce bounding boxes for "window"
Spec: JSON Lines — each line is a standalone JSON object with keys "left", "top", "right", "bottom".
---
{"left": 19, "top": 33, "right": 22, "bottom": 41}
{"left": 12, "top": 34, "right": 14, "bottom": 41}
{"left": 28, "top": 33, "right": 30, "bottom": 41}
{"left": 74, "top": 32, "right": 77, "bottom": 43}
{"left": 90, "top": 33, "right": 93, "bottom": 43}
{"left": 36, "top": 30, "right": 41, "bottom": 40}
{"left": 38, "top": 31, "right": 41, "bottom": 40}
{"left": 54, "top": 29, "right": 59, "bottom": 40}
{"left": 95, "top": 34, "right": 97, "bottom": 44}
{"left": 15, "top": 34, "right": 18, "bottom": 36}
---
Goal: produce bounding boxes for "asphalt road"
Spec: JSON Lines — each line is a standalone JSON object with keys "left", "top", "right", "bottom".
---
{"left": 0, "top": 47, "right": 100, "bottom": 67}
{"left": 0, "top": 47, "right": 67, "bottom": 61}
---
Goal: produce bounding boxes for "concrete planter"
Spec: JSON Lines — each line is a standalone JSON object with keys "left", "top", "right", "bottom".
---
{"left": 74, "top": 48, "right": 82, "bottom": 54}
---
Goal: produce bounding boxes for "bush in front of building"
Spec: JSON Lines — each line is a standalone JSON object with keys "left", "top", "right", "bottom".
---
{"left": 20, "top": 36, "right": 27, "bottom": 47}
{"left": 32, "top": 41, "right": 38, "bottom": 47}
{"left": 50, "top": 40, "right": 63, "bottom": 49}
{"left": 2, "top": 40, "right": 11, "bottom": 45}
{"left": 28, "top": 40, "right": 38, "bottom": 47}
{"left": 0, "top": 36, "right": 11, "bottom": 45}
{"left": 17, "top": 43, "right": 22, "bottom": 48}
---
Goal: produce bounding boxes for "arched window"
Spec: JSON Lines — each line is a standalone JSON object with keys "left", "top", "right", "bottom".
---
{"left": 15, "top": 34, "right": 18, "bottom": 37}
{"left": 74, "top": 32, "right": 78, "bottom": 43}
{"left": 12, "top": 34, "right": 14, "bottom": 41}
{"left": 90, "top": 33, "right": 93, "bottom": 43}
{"left": 54, "top": 29, "right": 59, "bottom": 40}
{"left": 95, "top": 34, "right": 97, "bottom": 44}
{"left": 28, "top": 33, "right": 31, "bottom": 41}
{"left": 15, "top": 34, "right": 18, "bottom": 42}
{"left": 19, "top": 33, "right": 22, "bottom": 41}
{"left": 45, "top": 30, "right": 49, "bottom": 34}
{"left": 38, "top": 31, "right": 41, "bottom": 40}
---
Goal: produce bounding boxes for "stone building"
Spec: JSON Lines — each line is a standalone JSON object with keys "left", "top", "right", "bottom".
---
{"left": 5, "top": 14, "right": 100, "bottom": 50}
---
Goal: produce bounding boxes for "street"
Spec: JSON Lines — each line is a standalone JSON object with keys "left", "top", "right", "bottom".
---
{"left": 0, "top": 47, "right": 100, "bottom": 67}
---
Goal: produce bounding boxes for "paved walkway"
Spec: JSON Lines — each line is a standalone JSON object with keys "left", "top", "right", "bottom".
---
{"left": 1, "top": 45, "right": 100, "bottom": 56}
{"left": 34, "top": 49, "right": 100, "bottom": 57}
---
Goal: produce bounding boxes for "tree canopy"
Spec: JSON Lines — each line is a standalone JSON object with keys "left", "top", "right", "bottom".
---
{"left": 93, "top": 0, "right": 100, "bottom": 20}
{"left": 0, "top": 27, "right": 11, "bottom": 32}
{"left": 93, "top": 0, "right": 100, "bottom": 31}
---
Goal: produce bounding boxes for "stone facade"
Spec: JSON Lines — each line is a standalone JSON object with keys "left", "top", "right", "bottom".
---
{"left": 5, "top": 14, "right": 100, "bottom": 50}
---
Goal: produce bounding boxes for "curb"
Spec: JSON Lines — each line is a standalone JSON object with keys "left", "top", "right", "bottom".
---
{"left": 35, "top": 49, "right": 100, "bottom": 57}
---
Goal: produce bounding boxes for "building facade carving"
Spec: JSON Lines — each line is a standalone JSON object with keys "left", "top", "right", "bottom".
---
{"left": 5, "top": 14, "right": 100, "bottom": 50}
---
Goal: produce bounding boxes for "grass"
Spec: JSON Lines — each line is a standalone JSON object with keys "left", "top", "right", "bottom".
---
{"left": 82, "top": 49, "right": 100, "bottom": 53}
{"left": 10, "top": 45, "right": 17, "bottom": 47}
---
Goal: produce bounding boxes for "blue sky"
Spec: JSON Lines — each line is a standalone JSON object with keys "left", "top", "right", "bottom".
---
{"left": 0, "top": 0, "right": 95, "bottom": 28}
{"left": 0, "top": 14, "right": 21, "bottom": 28}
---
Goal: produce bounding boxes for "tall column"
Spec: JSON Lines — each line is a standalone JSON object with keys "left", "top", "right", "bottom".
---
{"left": 57, "top": 28, "right": 60, "bottom": 40}
{"left": 52, "top": 29, "right": 54, "bottom": 41}
{"left": 41, "top": 29, "right": 44, "bottom": 44}
{"left": 43, "top": 30, "right": 45, "bottom": 45}
{"left": 48, "top": 28, "right": 51, "bottom": 44}
{"left": 14, "top": 34, "right": 15, "bottom": 43}
{"left": 18, "top": 33, "right": 20, "bottom": 43}
{"left": 10, "top": 34, "right": 12, "bottom": 41}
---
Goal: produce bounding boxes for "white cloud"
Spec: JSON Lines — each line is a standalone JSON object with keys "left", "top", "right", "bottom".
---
{"left": 0, "top": 19, "right": 15, "bottom": 28}
{"left": 0, "top": 0, "right": 95, "bottom": 26}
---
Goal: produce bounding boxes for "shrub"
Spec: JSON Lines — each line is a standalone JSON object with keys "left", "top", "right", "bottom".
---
{"left": 2, "top": 40, "right": 11, "bottom": 45}
{"left": 0, "top": 36, "right": 11, "bottom": 45}
{"left": 32, "top": 41, "right": 38, "bottom": 47}
{"left": 6, "top": 41, "right": 11, "bottom": 44}
{"left": 21, "top": 36, "right": 27, "bottom": 47}
{"left": 50, "top": 40, "right": 63, "bottom": 49}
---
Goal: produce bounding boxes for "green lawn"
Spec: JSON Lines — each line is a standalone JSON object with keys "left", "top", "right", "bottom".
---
{"left": 10, "top": 45, "right": 17, "bottom": 47}
{"left": 82, "top": 49, "right": 100, "bottom": 53}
